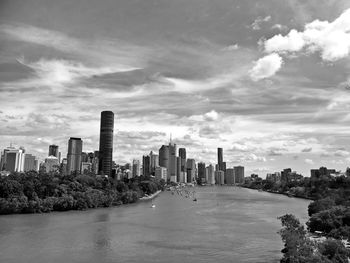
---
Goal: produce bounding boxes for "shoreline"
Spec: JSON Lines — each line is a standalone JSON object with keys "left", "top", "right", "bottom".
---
{"left": 241, "top": 186, "right": 314, "bottom": 201}
{"left": 139, "top": 190, "right": 162, "bottom": 201}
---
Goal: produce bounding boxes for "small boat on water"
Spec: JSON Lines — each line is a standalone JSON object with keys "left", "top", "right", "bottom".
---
{"left": 193, "top": 198, "right": 197, "bottom": 202}
{"left": 151, "top": 203, "right": 156, "bottom": 208}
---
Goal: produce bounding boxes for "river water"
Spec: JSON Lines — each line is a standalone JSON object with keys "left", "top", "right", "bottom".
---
{"left": 0, "top": 186, "right": 310, "bottom": 263}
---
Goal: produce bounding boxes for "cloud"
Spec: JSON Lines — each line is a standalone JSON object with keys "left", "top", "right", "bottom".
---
{"left": 223, "top": 44, "right": 239, "bottom": 51}
{"left": 204, "top": 110, "right": 219, "bottom": 121}
{"left": 302, "top": 147, "right": 312, "bottom": 152}
{"left": 334, "top": 149, "right": 350, "bottom": 157}
{"left": 251, "top": 16, "right": 272, "bottom": 30}
{"left": 249, "top": 53, "right": 283, "bottom": 81}
{"left": 271, "top": 24, "right": 288, "bottom": 31}
{"left": 304, "top": 158, "right": 314, "bottom": 165}
{"left": 264, "top": 8, "right": 350, "bottom": 61}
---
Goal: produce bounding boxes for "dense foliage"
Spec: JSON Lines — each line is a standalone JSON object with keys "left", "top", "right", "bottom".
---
{"left": 274, "top": 174, "right": 350, "bottom": 262}
{"left": 279, "top": 214, "right": 350, "bottom": 263}
{"left": 0, "top": 171, "right": 165, "bottom": 214}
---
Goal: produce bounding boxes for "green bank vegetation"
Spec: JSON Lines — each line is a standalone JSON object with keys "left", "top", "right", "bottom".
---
{"left": 0, "top": 171, "right": 165, "bottom": 214}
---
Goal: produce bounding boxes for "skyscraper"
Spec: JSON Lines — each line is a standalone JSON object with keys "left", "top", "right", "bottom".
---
{"left": 179, "top": 148, "right": 186, "bottom": 172}
{"left": 48, "top": 145, "right": 59, "bottom": 158}
{"left": 149, "top": 151, "right": 159, "bottom": 175}
{"left": 198, "top": 162, "right": 206, "bottom": 184}
{"left": 186, "top": 159, "right": 196, "bottom": 183}
{"left": 159, "top": 145, "right": 169, "bottom": 169}
{"left": 168, "top": 142, "right": 177, "bottom": 182}
{"left": 217, "top": 148, "right": 223, "bottom": 171}
{"left": 234, "top": 166, "right": 245, "bottom": 184}
{"left": 142, "top": 155, "right": 150, "bottom": 177}
{"left": 132, "top": 159, "right": 140, "bottom": 177}
{"left": 99, "top": 111, "right": 114, "bottom": 176}
{"left": 24, "top": 154, "right": 37, "bottom": 172}
{"left": 67, "top": 137, "right": 83, "bottom": 174}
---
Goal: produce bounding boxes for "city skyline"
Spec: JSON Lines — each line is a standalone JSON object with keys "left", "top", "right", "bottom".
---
{"left": 2, "top": 1, "right": 350, "bottom": 176}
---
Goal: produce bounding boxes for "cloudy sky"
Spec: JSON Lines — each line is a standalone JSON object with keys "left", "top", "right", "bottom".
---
{"left": 2, "top": 0, "right": 350, "bottom": 176}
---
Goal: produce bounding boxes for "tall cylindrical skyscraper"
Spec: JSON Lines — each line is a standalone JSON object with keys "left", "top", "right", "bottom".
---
{"left": 217, "top": 147, "right": 223, "bottom": 171}
{"left": 99, "top": 111, "right": 114, "bottom": 176}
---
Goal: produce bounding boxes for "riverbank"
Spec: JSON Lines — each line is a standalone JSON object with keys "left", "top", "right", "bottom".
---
{"left": 139, "top": 190, "right": 162, "bottom": 201}
{"left": 241, "top": 185, "right": 315, "bottom": 201}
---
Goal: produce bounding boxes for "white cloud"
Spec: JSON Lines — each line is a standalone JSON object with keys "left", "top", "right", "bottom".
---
{"left": 204, "top": 110, "right": 219, "bottom": 121}
{"left": 264, "top": 8, "right": 350, "bottom": 61}
{"left": 271, "top": 24, "right": 288, "bottom": 31}
{"left": 249, "top": 53, "right": 283, "bottom": 81}
{"left": 334, "top": 149, "right": 350, "bottom": 157}
{"left": 251, "top": 16, "right": 272, "bottom": 30}
{"left": 265, "top": 29, "right": 305, "bottom": 53}
{"left": 304, "top": 159, "right": 314, "bottom": 165}
{"left": 223, "top": 44, "right": 239, "bottom": 51}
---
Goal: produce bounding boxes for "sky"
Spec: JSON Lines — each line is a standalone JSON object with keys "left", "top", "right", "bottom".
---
{"left": 1, "top": 0, "right": 350, "bottom": 177}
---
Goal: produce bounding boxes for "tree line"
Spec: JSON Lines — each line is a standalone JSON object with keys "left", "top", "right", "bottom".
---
{"left": 0, "top": 171, "right": 165, "bottom": 214}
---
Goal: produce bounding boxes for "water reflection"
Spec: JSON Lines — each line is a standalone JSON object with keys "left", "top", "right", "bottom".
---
{"left": 93, "top": 212, "right": 111, "bottom": 250}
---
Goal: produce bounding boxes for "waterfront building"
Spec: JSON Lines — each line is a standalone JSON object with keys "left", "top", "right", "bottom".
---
{"left": 98, "top": 111, "right": 114, "bottom": 176}
{"left": 266, "top": 172, "right": 281, "bottom": 183}
{"left": 176, "top": 156, "right": 181, "bottom": 182}
{"left": 234, "top": 166, "right": 245, "bottom": 184}
{"left": 206, "top": 164, "right": 215, "bottom": 185}
{"left": 159, "top": 145, "right": 169, "bottom": 170}
{"left": 217, "top": 148, "right": 223, "bottom": 171}
{"left": 198, "top": 162, "right": 206, "bottom": 184}
{"left": 67, "top": 137, "right": 83, "bottom": 174}
{"left": 44, "top": 156, "right": 59, "bottom": 173}
{"left": 24, "top": 154, "right": 38, "bottom": 172}
{"left": 48, "top": 145, "right": 59, "bottom": 158}
{"left": 226, "top": 168, "right": 235, "bottom": 185}
{"left": 155, "top": 166, "right": 167, "bottom": 180}
{"left": 1, "top": 146, "right": 25, "bottom": 173}
{"left": 215, "top": 170, "right": 225, "bottom": 185}
{"left": 132, "top": 159, "right": 140, "bottom": 177}
{"left": 186, "top": 158, "right": 196, "bottom": 183}
{"left": 149, "top": 151, "right": 159, "bottom": 175}
{"left": 179, "top": 148, "right": 186, "bottom": 172}
{"left": 142, "top": 155, "right": 151, "bottom": 177}
{"left": 169, "top": 142, "right": 177, "bottom": 182}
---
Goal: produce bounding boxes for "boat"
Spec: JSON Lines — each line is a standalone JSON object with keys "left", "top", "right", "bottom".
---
{"left": 193, "top": 198, "right": 197, "bottom": 202}
{"left": 151, "top": 203, "right": 156, "bottom": 208}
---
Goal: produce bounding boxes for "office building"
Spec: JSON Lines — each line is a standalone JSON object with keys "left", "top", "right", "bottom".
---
{"left": 169, "top": 142, "right": 177, "bottom": 182}
{"left": 155, "top": 167, "right": 167, "bottom": 180}
{"left": 149, "top": 151, "right": 159, "bottom": 174}
{"left": 48, "top": 145, "right": 59, "bottom": 158}
{"left": 142, "top": 155, "right": 151, "bottom": 177}
{"left": 226, "top": 168, "right": 235, "bottom": 185}
{"left": 24, "top": 154, "right": 38, "bottom": 171}
{"left": 1, "top": 146, "right": 25, "bottom": 173}
{"left": 217, "top": 148, "right": 225, "bottom": 171}
{"left": 234, "top": 166, "right": 245, "bottom": 184}
{"left": 215, "top": 170, "right": 225, "bottom": 185}
{"left": 176, "top": 156, "right": 181, "bottom": 182}
{"left": 159, "top": 145, "right": 169, "bottom": 170}
{"left": 67, "top": 137, "right": 83, "bottom": 174}
{"left": 132, "top": 159, "right": 140, "bottom": 177}
{"left": 186, "top": 159, "right": 196, "bottom": 183}
{"left": 311, "top": 167, "right": 336, "bottom": 179}
{"left": 81, "top": 162, "right": 92, "bottom": 174}
{"left": 179, "top": 148, "right": 186, "bottom": 172}
{"left": 198, "top": 162, "right": 206, "bottom": 184}
{"left": 206, "top": 164, "right": 215, "bottom": 185}
{"left": 99, "top": 111, "right": 114, "bottom": 176}
{"left": 44, "top": 156, "right": 59, "bottom": 173}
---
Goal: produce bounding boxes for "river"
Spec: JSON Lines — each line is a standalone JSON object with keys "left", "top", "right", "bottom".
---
{"left": 0, "top": 186, "right": 310, "bottom": 263}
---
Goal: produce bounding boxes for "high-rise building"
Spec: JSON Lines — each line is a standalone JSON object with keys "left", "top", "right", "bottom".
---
{"left": 206, "top": 164, "right": 215, "bottom": 185}
{"left": 215, "top": 170, "right": 225, "bottom": 185}
{"left": 132, "top": 159, "right": 140, "bottom": 177}
{"left": 98, "top": 111, "right": 114, "bottom": 176}
{"left": 234, "top": 166, "right": 245, "bottom": 184}
{"left": 159, "top": 145, "right": 169, "bottom": 170}
{"left": 159, "top": 142, "right": 177, "bottom": 182}
{"left": 169, "top": 143, "right": 177, "bottom": 182}
{"left": 179, "top": 148, "right": 186, "bottom": 172}
{"left": 67, "top": 137, "right": 83, "bottom": 174}
{"left": 198, "top": 162, "right": 206, "bottom": 184}
{"left": 155, "top": 167, "right": 167, "bottom": 180}
{"left": 44, "top": 156, "right": 59, "bottom": 173}
{"left": 176, "top": 156, "right": 181, "bottom": 182}
{"left": 48, "top": 145, "right": 59, "bottom": 158}
{"left": 149, "top": 151, "right": 159, "bottom": 175}
{"left": 226, "top": 168, "right": 235, "bottom": 185}
{"left": 1, "top": 146, "right": 25, "bottom": 173}
{"left": 217, "top": 148, "right": 223, "bottom": 171}
{"left": 186, "top": 159, "right": 196, "bottom": 183}
{"left": 142, "top": 155, "right": 151, "bottom": 177}
{"left": 24, "top": 154, "right": 37, "bottom": 172}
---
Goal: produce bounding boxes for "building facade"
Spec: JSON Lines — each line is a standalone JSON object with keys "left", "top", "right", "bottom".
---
{"left": 98, "top": 111, "right": 114, "bottom": 176}
{"left": 67, "top": 137, "right": 83, "bottom": 174}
